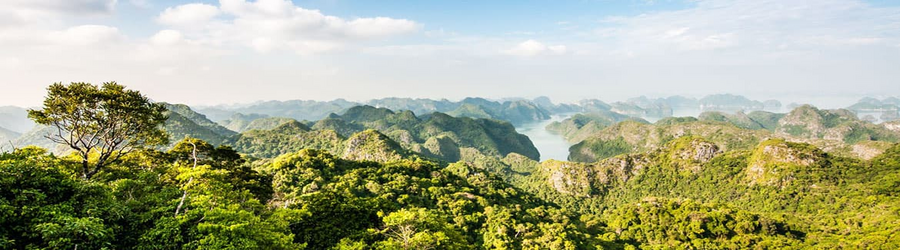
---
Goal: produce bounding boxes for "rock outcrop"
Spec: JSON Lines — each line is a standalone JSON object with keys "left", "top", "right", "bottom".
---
{"left": 665, "top": 137, "right": 722, "bottom": 173}
{"left": 746, "top": 139, "right": 824, "bottom": 188}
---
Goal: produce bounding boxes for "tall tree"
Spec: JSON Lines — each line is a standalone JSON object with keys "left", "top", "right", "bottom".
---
{"left": 28, "top": 82, "right": 168, "bottom": 179}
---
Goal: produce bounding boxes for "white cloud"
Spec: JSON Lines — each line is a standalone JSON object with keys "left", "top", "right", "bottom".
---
{"left": 502, "top": 40, "right": 567, "bottom": 56}
{"left": 9, "top": 0, "right": 117, "bottom": 15}
{"left": 150, "top": 30, "right": 184, "bottom": 45}
{"left": 0, "top": 0, "right": 116, "bottom": 26}
{"left": 157, "top": 0, "right": 421, "bottom": 55}
{"left": 598, "top": 0, "right": 900, "bottom": 55}
{"left": 157, "top": 3, "right": 221, "bottom": 27}
{"left": 51, "top": 25, "right": 123, "bottom": 46}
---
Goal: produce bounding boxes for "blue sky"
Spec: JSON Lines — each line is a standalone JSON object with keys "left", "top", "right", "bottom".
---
{"left": 1, "top": 0, "right": 898, "bottom": 107}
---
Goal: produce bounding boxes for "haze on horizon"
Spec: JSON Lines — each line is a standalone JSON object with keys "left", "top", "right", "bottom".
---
{"left": 1, "top": 0, "right": 898, "bottom": 108}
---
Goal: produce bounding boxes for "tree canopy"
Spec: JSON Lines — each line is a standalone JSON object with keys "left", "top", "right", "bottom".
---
{"left": 27, "top": 82, "right": 168, "bottom": 179}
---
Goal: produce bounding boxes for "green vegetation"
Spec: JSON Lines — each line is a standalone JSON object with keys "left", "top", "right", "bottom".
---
{"left": 523, "top": 139, "right": 900, "bottom": 248}
{"left": 28, "top": 82, "right": 169, "bottom": 179}
{"left": 231, "top": 106, "right": 540, "bottom": 162}
{"left": 569, "top": 120, "right": 768, "bottom": 163}
{"left": 219, "top": 113, "right": 297, "bottom": 132}
{"left": 229, "top": 121, "right": 345, "bottom": 158}
{"left": 546, "top": 111, "right": 645, "bottom": 144}
{"left": 569, "top": 105, "right": 900, "bottom": 162}
{"left": 197, "top": 97, "right": 555, "bottom": 125}
{"left": 5, "top": 85, "right": 900, "bottom": 249}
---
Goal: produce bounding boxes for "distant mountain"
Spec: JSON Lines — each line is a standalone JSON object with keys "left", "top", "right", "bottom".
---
{"left": 775, "top": 105, "right": 900, "bottom": 143}
{"left": 847, "top": 97, "right": 900, "bottom": 123}
{"left": 214, "top": 99, "right": 360, "bottom": 121}
{"left": 613, "top": 96, "right": 674, "bottom": 117}
{"left": 698, "top": 111, "right": 782, "bottom": 130}
{"left": 567, "top": 105, "right": 900, "bottom": 162}
{"left": 0, "top": 106, "right": 35, "bottom": 133}
{"left": 191, "top": 107, "right": 237, "bottom": 122}
{"left": 532, "top": 96, "right": 579, "bottom": 114}
{"left": 229, "top": 105, "right": 540, "bottom": 162}
{"left": 568, "top": 119, "right": 768, "bottom": 162}
{"left": 699, "top": 94, "right": 769, "bottom": 112}
{"left": 849, "top": 97, "right": 900, "bottom": 112}
{"left": 546, "top": 111, "right": 647, "bottom": 143}
{"left": 446, "top": 103, "right": 495, "bottom": 119}
{"left": 218, "top": 113, "right": 296, "bottom": 132}
{"left": 0, "top": 126, "right": 19, "bottom": 151}
{"left": 11, "top": 125, "right": 69, "bottom": 153}
{"left": 577, "top": 99, "right": 612, "bottom": 112}
{"left": 161, "top": 103, "right": 237, "bottom": 146}
{"left": 229, "top": 121, "right": 346, "bottom": 158}
{"left": 218, "top": 113, "right": 268, "bottom": 131}
{"left": 663, "top": 95, "right": 699, "bottom": 108}
{"left": 195, "top": 97, "right": 557, "bottom": 125}
{"left": 366, "top": 97, "right": 457, "bottom": 116}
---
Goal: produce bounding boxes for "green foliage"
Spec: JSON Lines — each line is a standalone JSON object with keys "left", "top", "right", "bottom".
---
{"left": 232, "top": 106, "right": 540, "bottom": 163}
{"left": 221, "top": 114, "right": 296, "bottom": 133}
{"left": 569, "top": 137, "right": 631, "bottom": 162}
{"left": 546, "top": 111, "right": 644, "bottom": 144}
{"left": 568, "top": 120, "right": 768, "bottom": 162}
{"left": 604, "top": 198, "right": 801, "bottom": 249}
{"left": 375, "top": 208, "right": 467, "bottom": 249}
{"left": 162, "top": 103, "right": 236, "bottom": 138}
{"left": 27, "top": 82, "right": 169, "bottom": 179}
{"left": 8, "top": 87, "right": 900, "bottom": 249}
{"left": 0, "top": 147, "right": 117, "bottom": 249}
{"left": 230, "top": 121, "right": 345, "bottom": 158}
{"left": 526, "top": 138, "right": 900, "bottom": 248}
{"left": 163, "top": 111, "right": 232, "bottom": 146}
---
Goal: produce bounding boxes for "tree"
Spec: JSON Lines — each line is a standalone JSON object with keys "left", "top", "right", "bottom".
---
{"left": 28, "top": 82, "right": 168, "bottom": 179}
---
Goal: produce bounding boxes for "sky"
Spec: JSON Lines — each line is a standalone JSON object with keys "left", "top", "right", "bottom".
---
{"left": 1, "top": 0, "right": 899, "bottom": 108}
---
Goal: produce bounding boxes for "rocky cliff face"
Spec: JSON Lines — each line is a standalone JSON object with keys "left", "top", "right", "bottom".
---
{"left": 885, "top": 121, "right": 900, "bottom": 132}
{"left": 542, "top": 160, "right": 594, "bottom": 197}
{"left": 665, "top": 137, "right": 722, "bottom": 173}
{"left": 569, "top": 120, "right": 766, "bottom": 162}
{"left": 746, "top": 139, "right": 824, "bottom": 188}
{"left": 539, "top": 153, "right": 653, "bottom": 197}
{"left": 569, "top": 105, "right": 900, "bottom": 163}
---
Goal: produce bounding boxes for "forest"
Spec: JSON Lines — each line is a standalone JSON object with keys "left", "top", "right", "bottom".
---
{"left": 2, "top": 82, "right": 900, "bottom": 249}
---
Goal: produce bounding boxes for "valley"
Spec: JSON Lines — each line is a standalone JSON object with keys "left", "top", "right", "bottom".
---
{"left": 4, "top": 1, "right": 897, "bottom": 248}
{"left": 514, "top": 114, "right": 574, "bottom": 161}
{"left": 3, "top": 84, "right": 900, "bottom": 249}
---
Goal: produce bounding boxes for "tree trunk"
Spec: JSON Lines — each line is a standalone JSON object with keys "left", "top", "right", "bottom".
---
{"left": 175, "top": 142, "right": 199, "bottom": 216}
{"left": 81, "top": 156, "right": 91, "bottom": 179}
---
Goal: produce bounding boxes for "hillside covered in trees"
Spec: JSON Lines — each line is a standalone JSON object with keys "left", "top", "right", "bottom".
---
{"left": 2, "top": 82, "right": 900, "bottom": 249}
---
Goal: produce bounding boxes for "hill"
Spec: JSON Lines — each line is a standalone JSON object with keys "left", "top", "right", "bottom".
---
{"left": 230, "top": 106, "right": 540, "bottom": 162}
{"left": 567, "top": 105, "right": 900, "bottom": 162}
{"left": 568, "top": 120, "right": 768, "bottom": 162}
{"left": 546, "top": 111, "right": 647, "bottom": 144}
{"left": 161, "top": 103, "right": 237, "bottom": 145}
{"left": 0, "top": 106, "right": 35, "bottom": 133}
{"left": 218, "top": 113, "right": 297, "bottom": 132}
{"left": 0, "top": 126, "right": 19, "bottom": 151}
{"left": 520, "top": 139, "right": 900, "bottom": 248}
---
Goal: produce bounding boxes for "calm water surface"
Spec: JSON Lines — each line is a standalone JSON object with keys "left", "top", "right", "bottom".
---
{"left": 515, "top": 114, "right": 573, "bottom": 161}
